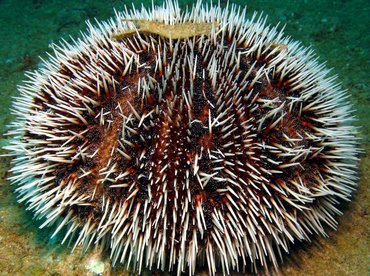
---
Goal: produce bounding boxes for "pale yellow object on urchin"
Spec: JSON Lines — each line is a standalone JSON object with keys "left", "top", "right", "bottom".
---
{"left": 4, "top": 0, "right": 360, "bottom": 275}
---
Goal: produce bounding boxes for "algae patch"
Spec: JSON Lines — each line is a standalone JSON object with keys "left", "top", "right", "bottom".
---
{"left": 112, "top": 20, "right": 215, "bottom": 40}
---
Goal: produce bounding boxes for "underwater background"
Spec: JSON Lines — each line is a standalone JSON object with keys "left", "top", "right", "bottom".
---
{"left": 0, "top": 0, "right": 368, "bottom": 275}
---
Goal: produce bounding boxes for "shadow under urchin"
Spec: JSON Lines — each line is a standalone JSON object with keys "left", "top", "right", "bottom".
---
{"left": 5, "top": 0, "right": 360, "bottom": 275}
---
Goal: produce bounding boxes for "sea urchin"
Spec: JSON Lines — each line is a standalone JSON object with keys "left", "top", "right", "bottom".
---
{"left": 5, "top": 1, "right": 360, "bottom": 274}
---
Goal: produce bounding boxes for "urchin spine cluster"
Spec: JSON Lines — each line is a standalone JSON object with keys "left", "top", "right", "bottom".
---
{"left": 5, "top": 0, "right": 359, "bottom": 275}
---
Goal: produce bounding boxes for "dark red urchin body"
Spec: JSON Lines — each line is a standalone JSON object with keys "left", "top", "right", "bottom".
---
{"left": 5, "top": 1, "right": 359, "bottom": 275}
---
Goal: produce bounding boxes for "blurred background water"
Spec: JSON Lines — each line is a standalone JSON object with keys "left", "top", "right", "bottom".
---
{"left": 0, "top": 0, "right": 368, "bottom": 275}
